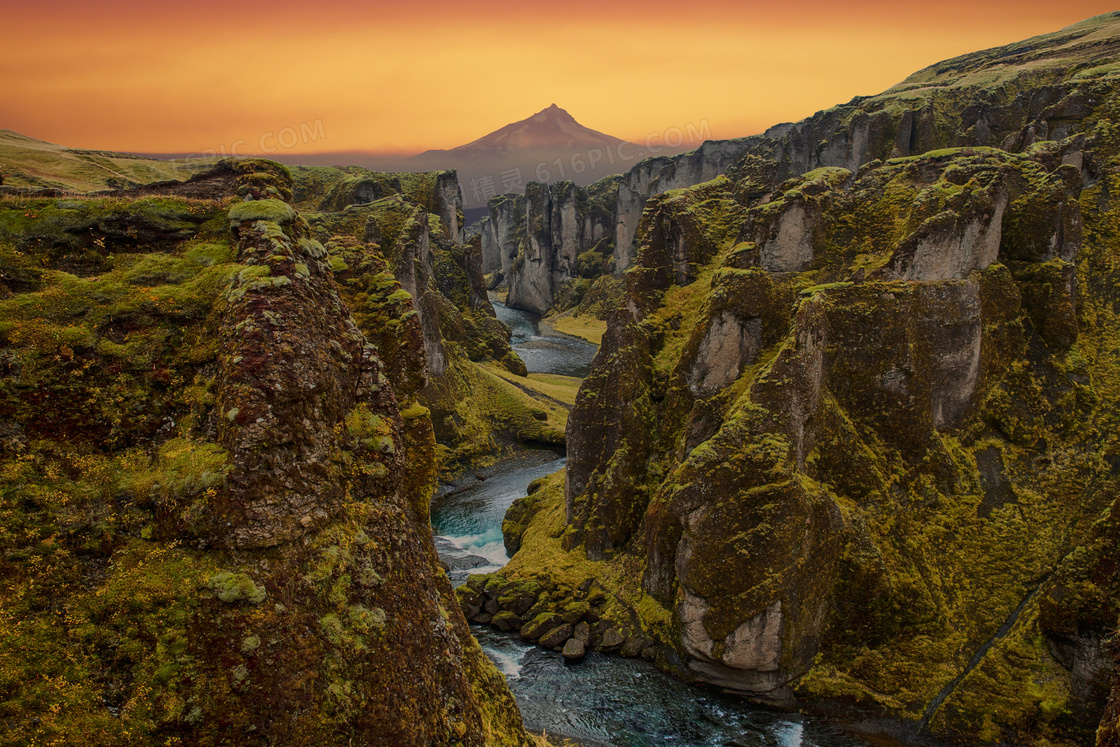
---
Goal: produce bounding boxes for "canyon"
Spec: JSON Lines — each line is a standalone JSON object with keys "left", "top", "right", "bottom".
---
{"left": 1, "top": 11, "right": 1119, "bottom": 747}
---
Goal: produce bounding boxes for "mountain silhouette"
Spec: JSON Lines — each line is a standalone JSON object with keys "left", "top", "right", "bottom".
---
{"left": 416, "top": 104, "right": 631, "bottom": 161}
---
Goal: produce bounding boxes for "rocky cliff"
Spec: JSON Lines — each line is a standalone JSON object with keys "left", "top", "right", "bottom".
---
{"left": 493, "top": 12, "right": 1120, "bottom": 325}
{"left": 0, "top": 159, "right": 530, "bottom": 745}
{"left": 481, "top": 176, "right": 619, "bottom": 315}
{"left": 293, "top": 165, "right": 464, "bottom": 246}
{"left": 290, "top": 164, "right": 570, "bottom": 473}
{"left": 612, "top": 11, "right": 1120, "bottom": 271}
{"left": 480, "top": 192, "right": 522, "bottom": 276}
{"left": 478, "top": 13, "right": 1120, "bottom": 746}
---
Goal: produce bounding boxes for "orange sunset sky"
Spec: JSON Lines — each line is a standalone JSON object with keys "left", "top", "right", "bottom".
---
{"left": 3, "top": 0, "right": 1118, "bottom": 157}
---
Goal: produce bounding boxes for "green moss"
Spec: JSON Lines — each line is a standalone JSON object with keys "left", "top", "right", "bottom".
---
{"left": 238, "top": 264, "right": 271, "bottom": 282}
{"left": 927, "top": 602, "right": 1076, "bottom": 743}
{"left": 0, "top": 538, "right": 219, "bottom": 744}
{"left": 120, "top": 437, "right": 230, "bottom": 519}
{"left": 0, "top": 182, "right": 532, "bottom": 745}
{"left": 207, "top": 572, "right": 267, "bottom": 605}
{"left": 419, "top": 357, "right": 568, "bottom": 471}
{"left": 401, "top": 403, "right": 430, "bottom": 420}
{"left": 227, "top": 198, "right": 297, "bottom": 227}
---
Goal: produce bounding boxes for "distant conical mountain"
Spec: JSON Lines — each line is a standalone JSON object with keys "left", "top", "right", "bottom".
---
{"left": 417, "top": 104, "right": 631, "bottom": 161}
{"left": 412, "top": 105, "right": 656, "bottom": 209}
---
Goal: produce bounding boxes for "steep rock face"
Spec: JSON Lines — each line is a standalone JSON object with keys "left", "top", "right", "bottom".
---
{"left": 551, "top": 180, "right": 589, "bottom": 278}
{"left": 297, "top": 169, "right": 547, "bottom": 471}
{"left": 507, "top": 183, "right": 555, "bottom": 315}
{"left": 0, "top": 160, "right": 529, "bottom": 745}
{"left": 564, "top": 310, "right": 655, "bottom": 559}
{"left": 616, "top": 140, "right": 764, "bottom": 272}
{"left": 392, "top": 210, "right": 449, "bottom": 377}
{"left": 480, "top": 217, "right": 500, "bottom": 274}
{"left": 480, "top": 192, "right": 525, "bottom": 276}
{"left": 488, "top": 177, "right": 618, "bottom": 314}
{"left": 432, "top": 170, "right": 465, "bottom": 246}
{"left": 609, "top": 13, "right": 1120, "bottom": 270}
{"left": 500, "top": 122, "right": 1120, "bottom": 743}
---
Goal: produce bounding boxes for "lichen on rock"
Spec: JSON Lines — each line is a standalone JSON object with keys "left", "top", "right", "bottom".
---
{"left": 0, "top": 158, "right": 530, "bottom": 745}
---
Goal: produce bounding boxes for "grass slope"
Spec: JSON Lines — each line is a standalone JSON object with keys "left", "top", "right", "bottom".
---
{"left": 0, "top": 130, "right": 215, "bottom": 193}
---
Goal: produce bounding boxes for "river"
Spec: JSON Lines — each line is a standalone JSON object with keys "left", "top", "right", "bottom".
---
{"left": 430, "top": 302, "right": 869, "bottom": 747}
{"left": 492, "top": 300, "right": 598, "bottom": 378}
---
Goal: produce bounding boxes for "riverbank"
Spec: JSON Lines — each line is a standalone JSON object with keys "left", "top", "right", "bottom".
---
{"left": 542, "top": 314, "right": 607, "bottom": 346}
{"left": 431, "top": 301, "right": 872, "bottom": 746}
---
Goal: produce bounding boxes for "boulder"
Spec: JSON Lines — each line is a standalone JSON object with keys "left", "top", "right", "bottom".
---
{"left": 538, "top": 623, "right": 574, "bottom": 649}
{"left": 620, "top": 636, "right": 651, "bottom": 658}
{"left": 561, "top": 601, "right": 590, "bottom": 625}
{"left": 599, "top": 626, "right": 625, "bottom": 651}
{"left": 490, "top": 611, "right": 521, "bottom": 632}
{"left": 520, "top": 613, "right": 564, "bottom": 641}
{"left": 456, "top": 587, "right": 483, "bottom": 620}
{"left": 562, "top": 638, "right": 586, "bottom": 662}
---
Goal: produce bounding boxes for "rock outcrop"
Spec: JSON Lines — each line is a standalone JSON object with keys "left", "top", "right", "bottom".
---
{"left": 484, "top": 177, "right": 618, "bottom": 315}
{"left": 480, "top": 192, "right": 524, "bottom": 276}
{"left": 291, "top": 165, "right": 571, "bottom": 472}
{"left": 482, "top": 12, "right": 1120, "bottom": 325}
{"left": 485, "top": 13, "right": 1120, "bottom": 746}
{"left": 615, "top": 140, "right": 762, "bottom": 272}
{"left": 610, "top": 13, "right": 1119, "bottom": 268}
{"left": 0, "top": 160, "right": 529, "bottom": 745}
{"left": 294, "top": 166, "right": 464, "bottom": 247}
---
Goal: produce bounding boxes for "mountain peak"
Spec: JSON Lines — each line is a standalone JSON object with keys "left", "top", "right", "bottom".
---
{"left": 417, "top": 106, "right": 629, "bottom": 159}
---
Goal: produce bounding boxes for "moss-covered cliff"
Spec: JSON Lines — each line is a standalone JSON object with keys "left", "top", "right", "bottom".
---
{"left": 480, "top": 15, "right": 1120, "bottom": 747}
{"left": 288, "top": 164, "right": 568, "bottom": 475}
{"left": 481, "top": 12, "right": 1120, "bottom": 315}
{"left": 0, "top": 159, "right": 530, "bottom": 745}
{"left": 481, "top": 175, "right": 621, "bottom": 317}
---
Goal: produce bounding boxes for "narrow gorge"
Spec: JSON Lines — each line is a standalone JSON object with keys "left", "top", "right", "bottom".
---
{"left": 467, "top": 13, "right": 1120, "bottom": 747}
{"left": 1, "top": 10, "right": 1119, "bottom": 747}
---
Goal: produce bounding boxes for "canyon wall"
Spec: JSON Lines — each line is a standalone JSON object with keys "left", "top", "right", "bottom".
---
{"left": 480, "top": 178, "right": 618, "bottom": 315}
{"left": 291, "top": 164, "right": 571, "bottom": 473}
{"left": 494, "top": 12, "right": 1120, "bottom": 327}
{"left": 0, "top": 160, "right": 530, "bottom": 745}
{"left": 480, "top": 14, "right": 1120, "bottom": 746}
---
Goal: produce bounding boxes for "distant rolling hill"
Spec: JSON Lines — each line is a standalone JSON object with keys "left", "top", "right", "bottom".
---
{"left": 0, "top": 130, "right": 215, "bottom": 193}
{"left": 0, "top": 105, "right": 701, "bottom": 210}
